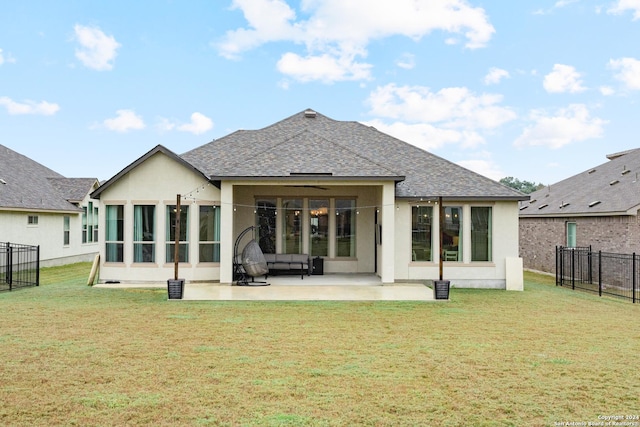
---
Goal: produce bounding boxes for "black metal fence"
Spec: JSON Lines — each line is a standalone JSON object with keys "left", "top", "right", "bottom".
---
{"left": 556, "top": 246, "right": 639, "bottom": 303}
{"left": 0, "top": 242, "right": 40, "bottom": 291}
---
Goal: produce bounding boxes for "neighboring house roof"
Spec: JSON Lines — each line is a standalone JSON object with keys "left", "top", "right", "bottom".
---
{"left": 182, "top": 109, "right": 526, "bottom": 201}
{"left": 520, "top": 148, "right": 640, "bottom": 217}
{"left": 48, "top": 178, "right": 99, "bottom": 204}
{"left": 0, "top": 144, "right": 93, "bottom": 213}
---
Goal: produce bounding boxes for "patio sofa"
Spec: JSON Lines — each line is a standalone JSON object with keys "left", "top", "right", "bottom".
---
{"left": 263, "top": 253, "right": 311, "bottom": 279}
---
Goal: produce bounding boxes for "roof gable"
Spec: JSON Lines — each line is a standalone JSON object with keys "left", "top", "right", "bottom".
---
{"left": 91, "top": 144, "right": 210, "bottom": 199}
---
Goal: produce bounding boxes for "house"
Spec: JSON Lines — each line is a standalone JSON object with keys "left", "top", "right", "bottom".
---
{"left": 90, "top": 109, "right": 527, "bottom": 288}
{"left": 519, "top": 148, "right": 640, "bottom": 274}
{"left": 0, "top": 144, "right": 100, "bottom": 266}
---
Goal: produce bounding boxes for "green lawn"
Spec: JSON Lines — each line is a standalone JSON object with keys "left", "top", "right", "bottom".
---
{"left": 1, "top": 263, "right": 639, "bottom": 426}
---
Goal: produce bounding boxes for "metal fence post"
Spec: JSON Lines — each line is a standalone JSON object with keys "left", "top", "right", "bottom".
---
{"left": 598, "top": 251, "right": 602, "bottom": 297}
{"left": 571, "top": 247, "right": 575, "bottom": 290}
{"left": 556, "top": 246, "right": 559, "bottom": 286}
{"left": 7, "top": 243, "right": 12, "bottom": 291}
{"left": 36, "top": 245, "right": 40, "bottom": 286}
{"left": 633, "top": 253, "right": 636, "bottom": 304}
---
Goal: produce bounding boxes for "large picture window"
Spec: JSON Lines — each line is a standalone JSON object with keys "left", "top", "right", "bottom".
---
{"left": 471, "top": 207, "right": 492, "bottom": 262}
{"left": 310, "top": 199, "right": 329, "bottom": 257}
{"left": 105, "top": 205, "right": 124, "bottom": 262}
{"left": 281, "top": 199, "right": 302, "bottom": 254}
{"left": 336, "top": 199, "right": 356, "bottom": 257}
{"left": 134, "top": 205, "right": 155, "bottom": 263}
{"left": 412, "top": 206, "right": 432, "bottom": 261}
{"left": 166, "top": 205, "right": 189, "bottom": 263}
{"left": 443, "top": 206, "right": 461, "bottom": 262}
{"left": 199, "top": 205, "right": 220, "bottom": 262}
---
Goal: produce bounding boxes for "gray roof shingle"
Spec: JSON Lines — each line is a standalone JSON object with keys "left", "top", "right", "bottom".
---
{"left": 182, "top": 110, "right": 526, "bottom": 200}
{"left": 0, "top": 144, "right": 93, "bottom": 212}
{"left": 520, "top": 148, "right": 640, "bottom": 216}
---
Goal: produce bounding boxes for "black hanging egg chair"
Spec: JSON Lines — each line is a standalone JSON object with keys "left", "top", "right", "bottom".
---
{"left": 233, "top": 226, "right": 270, "bottom": 286}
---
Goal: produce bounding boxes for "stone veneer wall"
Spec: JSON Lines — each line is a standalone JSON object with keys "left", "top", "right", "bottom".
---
{"left": 519, "top": 213, "right": 640, "bottom": 274}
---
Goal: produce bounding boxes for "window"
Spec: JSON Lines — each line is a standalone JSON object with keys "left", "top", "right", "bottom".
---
{"left": 82, "top": 202, "right": 98, "bottom": 243}
{"left": 28, "top": 215, "right": 38, "bottom": 225}
{"left": 310, "top": 199, "right": 329, "bottom": 257}
{"left": 443, "top": 207, "right": 461, "bottom": 261}
{"left": 566, "top": 222, "right": 577, "bottom": 248}
{"left": 105, "top": 205, "right": 124, "bottom": 262}
{"left": 336, "top": 199, "right": 356, "bottom": 257}
{"left": 166, "top": 205, "right": 189, "bottom": 263}
{"left": 281, "top": 199, "right": 302, "bottom": 254}
{"left": 63, "top": 216, "right": 70, "bottom": 246}
{"left": 471, "top": 207, "right": 492, "bottom": 262}
{"left": 82, "top": 207, "right": 88, "bottom": 243}
{"left": 93, "top": 206, "right": 99, "bottom": 242}
{"left": 412, "top": 206, "right": 432, "bottom": 261}
{"left": 199, "top": 205, "right": 220, "bottom": 262}
{"left": 256, "top": 199, "right": 276, "bottom": 254}
{"left": 133, "top": 205, "right": 155, "bottom": 263}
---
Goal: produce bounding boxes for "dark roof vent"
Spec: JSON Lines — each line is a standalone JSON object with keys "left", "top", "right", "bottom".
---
{"left": 519, "top": 205, "right": 528, "bottom": 211}
{"left": 610, "top": 179, "right": 620, "bottom": 186}
{"left": 304, "top": 109, "right": 317, "bottom": 118}
{"left": 588, "top": 169, "right": 596, "bottom": 174}
{"left": 559, "top": 201, "right": 570, "bottom": 209}
{"left": 588, "top": 200, "right": 601, "bottom": 208}
{"left": 622, "top": 168, "right": 631, "bottom": 175}
{"left": 538, "top": 203, "right": 548, "bottom": 210}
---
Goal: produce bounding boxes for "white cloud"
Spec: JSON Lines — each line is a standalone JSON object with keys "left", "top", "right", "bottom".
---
{"left": 609, "top": 57, "right": 640, "bottom": 90}
{"left": 456, "top": 158, "right": 504, "bottom": 181}
{"left": 102, "top": 109, "right": 145, "bottom": 132}
{"left": 367, "top": 83, "right": 516, "bottom": 130}
{"left": 364, "top": 119, "right": 478, "bottom": 151}
{"left": 514, "top": 104, "right": 607, "bottom": 149}
{"left": 0, "top": 48, "right": 16, "bottom": 65}
{"left": 396, "top": 53, "right": 416, "bottom": 70}
{"left": 608, "top": 0, "right": 640, "bottom": 20}
{"left": 177, "top": 112, "right": 214, "bottom": 135}
{"left": 217, "top": 0, "right": 495, "bottom": 83}
{"left": 599, "top": 86, "right": 615, "bottom": 96}
{"left": 276, "top": 51, "right": 372, "bottom": 82}
{"left": 543, "top": 64, "right": 587, "bottom": 93}
{"left": 484, "top": 67, "right": 509, "bottom": 85}
{"left": 0, "top": 97, "right": 59, "bottom": 115}
{"left": 364, "top": 83, "right": 516, "bottom": 151}
{"left": 74, "top": 24, "right": 121, "bottom": 71}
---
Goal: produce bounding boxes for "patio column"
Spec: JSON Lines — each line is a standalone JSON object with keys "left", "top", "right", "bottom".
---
{"left": 381, "top": 182, "right": 395, "bottom": 284}
{"left": 219, "top": 182, "right": 234, "bottom": 284}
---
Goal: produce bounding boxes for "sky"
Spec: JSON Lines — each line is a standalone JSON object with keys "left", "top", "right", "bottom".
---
{"left": 1, "top": 0, "right": 640, "bottom": 185}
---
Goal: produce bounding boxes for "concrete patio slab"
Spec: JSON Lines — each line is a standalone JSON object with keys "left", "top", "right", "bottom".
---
{"left": 95, "top": 274, "right": 440, "bottom": 301}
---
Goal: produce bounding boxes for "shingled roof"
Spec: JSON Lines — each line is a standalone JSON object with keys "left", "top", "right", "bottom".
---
{"left": 520, "top": 148, "right": 640, "bottom": 217}
{"left": 0, "top": 144, "right": 93, "bottom": 212}
{"left": 182, "top": 109, "right": 526, "bottom": 201}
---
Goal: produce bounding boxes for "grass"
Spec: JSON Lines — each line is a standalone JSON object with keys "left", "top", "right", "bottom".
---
{"left": 1, "top": 263, "right": 639, "bottom": 426}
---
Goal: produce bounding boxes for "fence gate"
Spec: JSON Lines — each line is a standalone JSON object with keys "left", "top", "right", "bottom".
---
{"left": 0, "top": 242, "right": 40, "bottom": 291}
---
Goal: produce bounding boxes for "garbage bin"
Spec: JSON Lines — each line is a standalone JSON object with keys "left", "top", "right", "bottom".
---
{"left": 167, "top": 279, "right": 185, "bottom": 299}
{"left": 312, "top": 257, "right": 324, "bottom": 275}
{"left": 433, "top": 280, "right": 450, "bottom": 300}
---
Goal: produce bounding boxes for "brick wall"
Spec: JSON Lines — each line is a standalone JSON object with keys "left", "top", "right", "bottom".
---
{"left": 519, "top": 212, "right": 640, "bottom": 273}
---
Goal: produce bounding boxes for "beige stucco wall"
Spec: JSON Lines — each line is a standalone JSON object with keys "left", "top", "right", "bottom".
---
{"left": 394, "top": 200, "right": 520, "bottom": 288}
{"left": 0, "top": 190, "right": 100, "bottom": 266}
{"left": 97, "top": 152, "right": 220, "bottom": 283}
